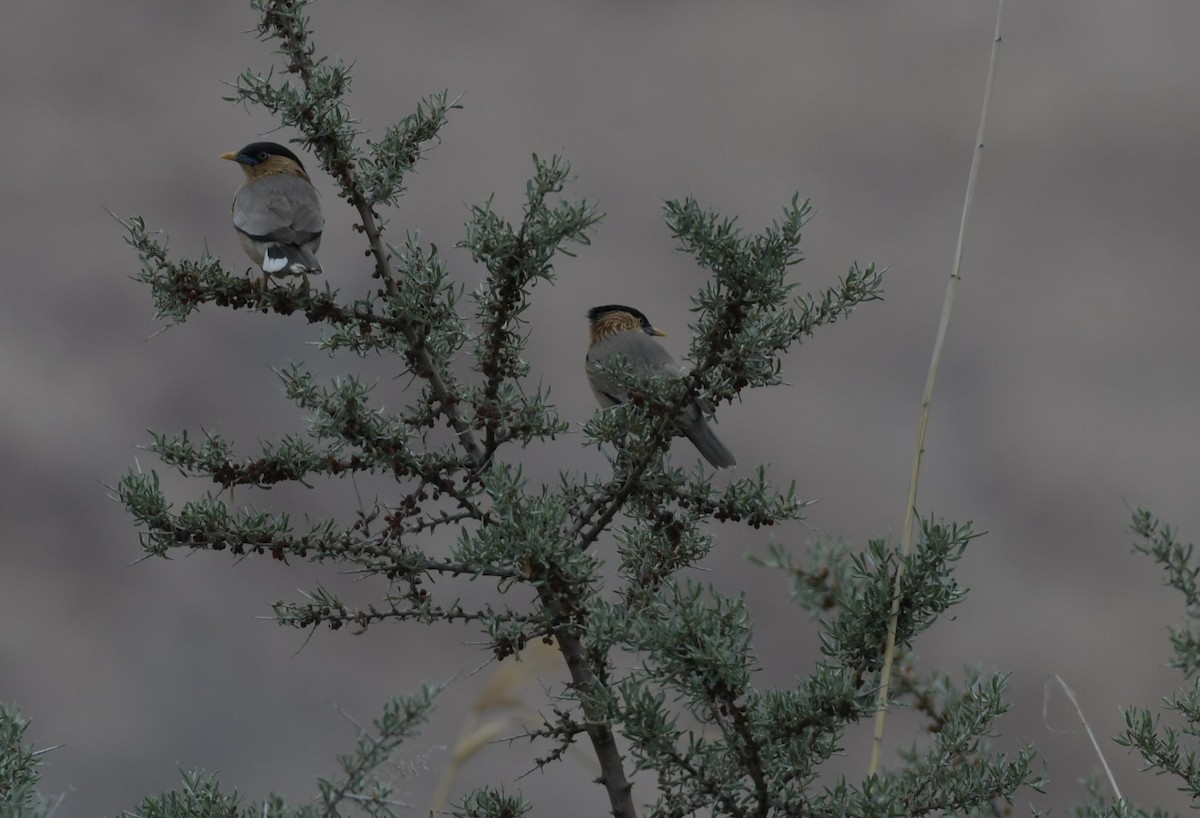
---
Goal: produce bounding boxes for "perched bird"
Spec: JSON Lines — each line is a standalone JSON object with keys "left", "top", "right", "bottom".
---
{"left": 220, "top": 141, "right": 323, "bottom": 284}
{"left": 586, "top": 304, "right": 736, "bottom": 469}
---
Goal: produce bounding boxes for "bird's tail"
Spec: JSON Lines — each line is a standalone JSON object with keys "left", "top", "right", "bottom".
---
{"left": 685, "top": 419, "right": 736, "bottom": 469}
{"left": 263, "top": 244, "right": 322, "bottom": 275}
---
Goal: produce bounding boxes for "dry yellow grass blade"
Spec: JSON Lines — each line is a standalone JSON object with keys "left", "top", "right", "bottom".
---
{"left": 428, "top": 639, "right": 568, "bottom": 814}
{"left": 453, "top": 718, "right": 512, "bottom": 763}
{"left": 473, "top": 639, "right": 562, "bottom": 712}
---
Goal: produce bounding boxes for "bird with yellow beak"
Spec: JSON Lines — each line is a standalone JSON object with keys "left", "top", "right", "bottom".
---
{"left": 586, "top": 304, "right": 736, "bottom": 469}
{"left": 220, "top": 142, "right": 323, "bottom": 284}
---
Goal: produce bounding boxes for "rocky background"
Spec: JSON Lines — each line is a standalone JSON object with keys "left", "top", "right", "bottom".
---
{"left": 3, "top": 2, "right": 1199, "bottom": 815}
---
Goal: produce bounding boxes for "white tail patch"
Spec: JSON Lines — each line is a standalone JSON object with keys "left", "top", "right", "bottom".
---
{"left": 262, "top": 246, "right": 290, "bottom": 273}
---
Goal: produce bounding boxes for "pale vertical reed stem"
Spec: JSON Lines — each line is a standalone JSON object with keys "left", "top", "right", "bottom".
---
{"left": 868, "top": 0, "right": 1006, "bottom": 775}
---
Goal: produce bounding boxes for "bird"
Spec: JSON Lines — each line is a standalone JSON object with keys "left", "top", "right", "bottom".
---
{"left": 220, "top": 141, "right": 323, "bottom": 285}
{"left": 586, "top": 304, "right": 736, "bottom": 469}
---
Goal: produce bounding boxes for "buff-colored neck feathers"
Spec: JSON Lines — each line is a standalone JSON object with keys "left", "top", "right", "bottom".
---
{"left": 238, "top": 154, "right": 310, "bottom": 183}
{"left": 589, "top": 310, "right": 644, "bottom": 346}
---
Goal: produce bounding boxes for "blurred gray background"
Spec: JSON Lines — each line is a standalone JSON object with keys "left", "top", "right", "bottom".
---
{"left": 3, "top": 1, "right": 1199, "bottom": 815}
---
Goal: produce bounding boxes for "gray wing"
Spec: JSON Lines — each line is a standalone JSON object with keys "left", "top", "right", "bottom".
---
{"left": 586, "top": 330, "right": 735, "bottom": 468}
{"left": 681, "top": 415, "right": 736, "bottom": 468}
{"left": 586, "top": 332, "right": 683, "bottom": 406}
{"left": 232, "top": 175, "right": 323, "bottom": 245}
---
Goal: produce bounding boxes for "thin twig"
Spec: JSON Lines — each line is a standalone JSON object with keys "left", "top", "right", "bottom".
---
{"left": 259, "top": 0, "right": 485, "bottom": 468}
{"left": 869, "top": 0, "right": 1005, "bottom": 775}
{"left": 1047, "top": 674, "right": 1124, "bottom": 803}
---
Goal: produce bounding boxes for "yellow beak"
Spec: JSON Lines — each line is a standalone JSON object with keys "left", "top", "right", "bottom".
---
{"left": 219, "top": 151, "right": 239, "bottom": 161}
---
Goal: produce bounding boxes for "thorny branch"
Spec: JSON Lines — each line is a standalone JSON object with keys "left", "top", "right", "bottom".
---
{"left": 251, "top": 0, "right": 486, "bottom": 467}
{"left": 552, "top": 622, "right": 638, "bottom": 818}
{"left": 110, "top": 5, "right": 1040, "bottom": 818}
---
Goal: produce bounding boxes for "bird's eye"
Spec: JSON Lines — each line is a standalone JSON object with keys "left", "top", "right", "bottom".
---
{"left": 257, "top": 152, "right": 269, "bottom": 162}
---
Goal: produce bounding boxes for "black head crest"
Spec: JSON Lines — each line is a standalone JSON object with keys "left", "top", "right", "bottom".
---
{"left": 234, "top": 142, "right": 305, "bottom": 170}
{"left": 587, "top": 304, "right": 658, "bottom": 335}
